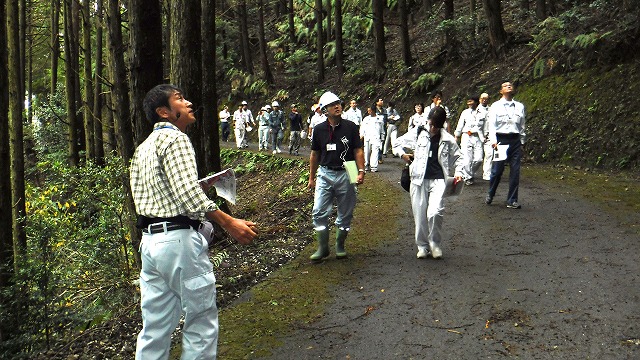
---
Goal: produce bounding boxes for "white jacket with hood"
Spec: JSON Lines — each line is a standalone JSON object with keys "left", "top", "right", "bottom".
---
{"left": 393, "top": 126, "right": 464, "bottom": 187}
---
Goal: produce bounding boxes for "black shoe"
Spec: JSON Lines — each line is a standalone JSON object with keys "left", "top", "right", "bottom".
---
{"left": 485, "top": 195, "right": 493, "bottom": 205}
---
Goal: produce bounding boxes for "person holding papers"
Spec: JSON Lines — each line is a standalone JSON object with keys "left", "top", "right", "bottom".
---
{"left": 485, "top": 81, "right": 526, "bottom": 209}
{"left": 393, "top": 107, "right": 463, "bottom": 260}
{"left": 308, "top": 91, "right": 364, "bottom": 261}
{"left": 130, "top": 84, "right": 256, "bottom": 359}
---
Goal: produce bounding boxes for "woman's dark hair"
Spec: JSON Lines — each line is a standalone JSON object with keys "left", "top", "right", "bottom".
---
{"left": 143, "top": 84, "right": 182, "bottom": 124}
{"left": 428, "top": 106, "right": 446, "bottom": 129}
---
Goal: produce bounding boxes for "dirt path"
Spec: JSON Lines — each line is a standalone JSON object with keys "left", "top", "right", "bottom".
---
{"left": 260, "top": 155, "right": 640, "bottom": 359}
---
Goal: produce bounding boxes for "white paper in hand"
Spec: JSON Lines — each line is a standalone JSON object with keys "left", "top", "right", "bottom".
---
{"left": 198, "top": 168, "right": 237, "bottom": 205}
{"left": 493, "top": 144, "right": 510, "bottom": 162}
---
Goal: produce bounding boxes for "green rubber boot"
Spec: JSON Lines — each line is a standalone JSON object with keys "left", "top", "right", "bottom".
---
{"left": 310, "top": 228, "right": 330, "bottom": 261}
{"left": 335, "top": 228, "right": 349, "bottom": 259}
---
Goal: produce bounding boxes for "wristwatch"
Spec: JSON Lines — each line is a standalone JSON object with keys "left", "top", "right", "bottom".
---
{"left": 358, "top": 169, "right": 365, "bottom": 173}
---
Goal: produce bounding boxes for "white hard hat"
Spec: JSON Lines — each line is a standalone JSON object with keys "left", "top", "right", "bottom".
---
{"left": 241, "top": 100, "right": 248, "bottom": 105}
{"left": 318, "top": 91, "right": 341, "bottom": 109}
{"left": 271, "top": 101, "right": 280, "bottom": 107}
{"left": 265, "top": 104, "right": 272, "bottom": 110}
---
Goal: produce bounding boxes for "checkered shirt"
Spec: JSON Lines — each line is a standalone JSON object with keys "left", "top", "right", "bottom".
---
{"left": 130, "top": 122, "right": 218, "bottom": 221}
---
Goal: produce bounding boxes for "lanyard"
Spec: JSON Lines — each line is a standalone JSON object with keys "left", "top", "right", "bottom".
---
{"left": 327, "top": 122, "right": 335, "bottom": 143}
{"left": 154, "top": 125, "right": 175, "bottom": 131}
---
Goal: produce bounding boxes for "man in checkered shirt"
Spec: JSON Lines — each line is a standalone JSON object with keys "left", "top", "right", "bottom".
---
{"left": 130, "top": 84, "right": 256, "bottom": 359}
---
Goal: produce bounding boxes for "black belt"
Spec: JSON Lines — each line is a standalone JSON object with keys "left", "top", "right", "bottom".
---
{"left": 322, "top": 166, "right": 345, "bottom": 171}
{"left": 496, "top": 133, "right": 520, "bottom": 139}
{"left": 143, "top": 222, "right": 192, "bottom": 234}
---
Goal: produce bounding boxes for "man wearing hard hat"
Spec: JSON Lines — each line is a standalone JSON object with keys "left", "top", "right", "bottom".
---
{"left": 308, "top": 91, "right": 365, "bottom": 261}
{"left": 269, "top": 101, "right": 286, "bottom": 154}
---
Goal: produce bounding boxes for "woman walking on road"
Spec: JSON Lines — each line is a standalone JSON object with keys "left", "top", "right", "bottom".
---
{"left": 393, "top": 107, "right": 463, "bottom": 259}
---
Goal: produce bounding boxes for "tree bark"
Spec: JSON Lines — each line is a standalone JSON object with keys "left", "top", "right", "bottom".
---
{"left": 0, "top": 0, "right": 15, "bottom": 293}
{"left": 325, "top": 0, "right": 331, "bottom": 41}
{"left": 482, "top": 0, "right": 508, "bottom": 58}
{"left": 372, "top": 0, "right": 386, "bottom": 75}
{"left": 257, "top": 0, "right": 274, "bottom": 85}
{"left": 536, "top": 0, "right": 546, "bottom": 20}
{"left": 82, "top": 0, "right": 95, "bottom": 161}
{"left": 335, "top": 0, "right": 344, "bottom": 77}
{"left": 288, "top": 0, "right": 295, "bottom": 48}
{"left": 315, "top": 0, "right": 324, "bottom": 82}
{"left": 170, "top": 0, "right": 205, "bottom": 176}
{"left": 444, "top": 0, "right": 455, "bottom": 54}
{"left": 7, "top": 0, "right": 27, "bottom": 269}
{"left": 50, "top": 0, "right": 61, "bottom": 97}
{"left": 93, "top": 0, "right": 104, "bottom": 164}
{"left": 201, "top": 0, "right": 221, "bottom": 175}
{"left": 238, "top": 0, "right": 253, "bottom": 74}
{"left": 64, "top": 0, "right": 80, "bottom": 166}
{"left": 19, "top": 0, "right": 26, "bottom": 101}
{"left": 128, "top": 0, "right": 162, "bottom": 145}
{"left": 399, "top": 0, "right": 412, "bottom": 67}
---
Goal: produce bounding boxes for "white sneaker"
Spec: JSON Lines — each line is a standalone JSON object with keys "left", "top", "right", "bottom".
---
{"left": 272, "top": 150, "right": 277, "bottom": 154}
{"left": 430, "top": 245, "right": 442, "bottom": 259}
{"left": 276, "top": 147, "right": 282, "bottom": 153}
{"left": 416, "top": 248, "right": 429, "bottom": 259}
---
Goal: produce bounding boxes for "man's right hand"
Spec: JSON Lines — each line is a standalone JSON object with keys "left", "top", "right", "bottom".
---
{"left": 224, "top": 218, "right": 257, "bottom": 245}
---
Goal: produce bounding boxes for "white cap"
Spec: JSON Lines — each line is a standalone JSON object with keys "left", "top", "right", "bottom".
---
{"left": 271, "top": 101, "right": 280, "bottom": 107}
{"left": 265, "top": 104, "right": 272, "bottom": 110}
{"left": 241, "top": 101, "right": 248, "bottom": 105}
{"left": 318, "top": 91, "right": 341, "bottom": 109}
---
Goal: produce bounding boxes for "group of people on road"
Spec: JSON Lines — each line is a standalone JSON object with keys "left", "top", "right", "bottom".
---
{"left": 128, "top": 80, "right": 526, "bottom": 359}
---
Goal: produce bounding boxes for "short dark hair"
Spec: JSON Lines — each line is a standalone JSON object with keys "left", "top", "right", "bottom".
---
{"left": 143, "top": 84, "right": 182, "bottom": 124}
{"left": 431, "top": 90, "right": 443, "bottom": 99}
{"left": 468, "top": 95, "right": 479, "bottom": 102}
{"left": 428, "top": 106, "right": 446, "bottom": 128}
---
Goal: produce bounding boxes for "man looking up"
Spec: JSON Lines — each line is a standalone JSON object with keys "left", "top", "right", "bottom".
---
{"left": 130, "top": 84, "right": 257, "bottom": 359}
{"left": 485, "top": 82, "right": 526, "bottom": 209}
{"left": 308, "top": 91, "right": 365, "bottom": 261}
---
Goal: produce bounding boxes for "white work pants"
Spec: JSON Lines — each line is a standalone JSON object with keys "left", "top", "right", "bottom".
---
{"left": 235, "top": 127, "right": 246, "bottom": 148}
{"left": 383, "top": 124, "right": 398, "bottom": 155}
{"left": 363, "top": 139, "right": 381, "bottom": 171}
{"left": 136, "top": 226, "right": 218, "bottom": 360}
{"left": 462, "top": 134, "right": 484, "bottom": 180}
{"left": 410, "top": 178, "right": 446, "bottom": 252}
{"left": 482, "top": 141, "right": 493, "bottom": 180}
{"left": 258, "top": 125, "right": 270, "bottom": 150}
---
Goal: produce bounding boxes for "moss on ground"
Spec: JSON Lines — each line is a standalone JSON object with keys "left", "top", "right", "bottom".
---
{"left": 216, "top": 173, "right": 404, "bottom": 359}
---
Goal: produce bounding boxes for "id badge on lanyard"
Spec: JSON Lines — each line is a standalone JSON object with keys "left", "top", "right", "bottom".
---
{"left": 327, "top": 143, "right": 337, "bottom": 151}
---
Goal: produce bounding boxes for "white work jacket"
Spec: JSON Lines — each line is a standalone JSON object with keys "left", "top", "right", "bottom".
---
{"left": 359, "top": 115, "right": 385, "bottom": 144}
{"left": 454, "top": 107, "right": 486, "bottom": 143}
{"left": 487, "top": 98, "right": 526, "bottom": 145}
{"left": 393, "top": 127, "right": 463, "bottom": 187}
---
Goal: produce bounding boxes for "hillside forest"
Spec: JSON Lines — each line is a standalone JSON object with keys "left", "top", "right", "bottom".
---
{"left": 0, "top": 0, "right": 639, "bottom": 357}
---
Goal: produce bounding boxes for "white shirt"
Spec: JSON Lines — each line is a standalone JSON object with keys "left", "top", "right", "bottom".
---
{"left": 487, "top": 98, "right": 526, "bottom": 145}
{"left": 308, "top": 113, "right": 327, "bottom": 139}
{"left": 408, "top": 112, "right": 428, "bottom": 129}
{"left": 219, "top": 109, "right": 230, "bottom": 123}
{"left": 454, "top": 107, "right": 485, "bottom": 142}
{"left": 343, "top": 107, "right": 363, "bottom": 126}
{"left": 359, "top": 115, "right": 385, "bottom": 143}
{"left": 233, "top": 109, "right": 245, "bottom": 129}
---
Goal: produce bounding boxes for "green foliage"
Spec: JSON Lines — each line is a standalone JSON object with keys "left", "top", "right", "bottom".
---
{"left": 410, "top": 73, "right": 442, "bottom": 94}
{"left": 226, "top": 68, "right": 268, "bottom": 97}
{"left": 2, "top": 156, "right": 137, "bottom": 357}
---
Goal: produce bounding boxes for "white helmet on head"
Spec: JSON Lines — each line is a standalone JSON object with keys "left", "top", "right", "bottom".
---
{"left": 241, "top": 100, "right": 248, "bottom": 105}
{"left": 318, "top": 91, "right": 341, "bottom": 110}
{"left": 271, "top": 101, "right": 280, "bottom": 107}
{"left": 265, "top": 104, "right": 272, "bottom": 110}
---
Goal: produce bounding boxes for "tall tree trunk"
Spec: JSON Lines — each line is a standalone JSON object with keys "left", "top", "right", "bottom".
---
{"left": 50, "top": 0, "right": 61, "bottom": 97}
{"left": 482, "top": 0, "right": 507, "bottom": 58}
{"left": 334, "top": 0, "right": 344, "bottom": 77}
{"left": 128, "top": 0, "right": 162, "bottom": 145}
{"left": 7, "top": 0, "right": 27, "bottom": 270}
{"left": 398, "top": 0, "right": 412, "bottom": 67}
{"left": 257, "top": 0, "right": 274, "bottom": 84}
{"left": 315, "top": 0, "right": 324, "bottom": 82}
{"left": 93, "top": 0, "right": 104, "bottom": 164}
{"left": 325, "top": 0, "right": 331, "bottom": 41}
{"left": 19, "top": 0, "right": 26, "bottom": 101}
{"left": 288, "top": 0, "right": 295, "bottom": 48}
{"left": 536, "top": 0, "right": 546, "bottom": 20}
{"left": 26, "top": 3, "right": 33, "bottom": 123}
{"left": 82, "top": 0, "right": 95, "bottom": 161}
{"left": 238, "top": 0, "right": 253, "bottom": 74}
{"left": 64, "top": 0, "right": 80, "bottom": 166}
{"left": 106, "top": 0, "right": 139, "bottom": 265}
{"left": 170, "top": 1, "right": 205, "bottom": 176}
{"left": 72, "top": 0, "right": 83, "bottom": 153}
{"left": 103, "top": 94, "right": 115, "bottom": 154}
{"left": 471, "top": 0, "right": 479, "bottom": 35}
{"left": 0, "top": 0, "right": 15, "bottom": 295}
{"left": 202, "top": 0, "right": 220, "bottom": 175}
{"left": 372, "top": 0, "right": 386, "bottom": 75}
{"left": 444, "top": 0, "right": 455, "bottom": 54}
